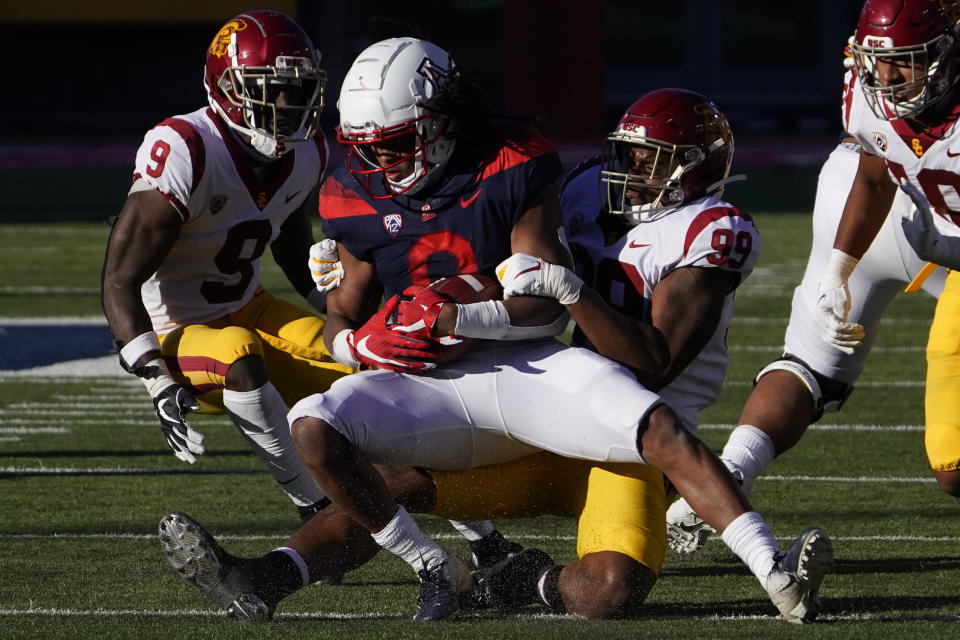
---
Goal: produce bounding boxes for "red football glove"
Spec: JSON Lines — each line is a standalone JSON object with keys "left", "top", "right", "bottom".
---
{"left": 348, "top": 295, "right": 439, "bottom": 373}
{"left": 390, "top": 285, "right": 450, "bottom": 341}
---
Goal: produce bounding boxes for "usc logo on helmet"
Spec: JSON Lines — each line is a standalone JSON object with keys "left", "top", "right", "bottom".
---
{"left": 209, "top": 19, "right": 247, "bottom": 58}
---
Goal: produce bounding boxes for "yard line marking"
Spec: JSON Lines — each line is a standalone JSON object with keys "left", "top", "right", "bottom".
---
{"left": 0, "top": 607, "right": 955, "bottom": 623}
{"left": 0, "top": 467, "right": 263, "bottom": 477}
{"left": 0, "top": 427, "right": 70, "bottom": 434}
{"left": 724, "top": 380, "right": 924, "bottom": 388}
{"left": 728, "top": 345, "right": 924, "bottom": 353}
{"left": 731, "top": 316, "right": 931, "bottom": 326}
{"left": 3, "top": 532, "right": 958, "bottom": 543}
{"left": 0, "top": 437, "right": 21, "bottom": 442}
{"left": 700, "top": 423, "right": 924, "bottom": 432}
{"left": 0, "top": 316, "right": 107, "bottom": 325}
{"left": 764, "top": 474, "right": 936, "bottom": 483}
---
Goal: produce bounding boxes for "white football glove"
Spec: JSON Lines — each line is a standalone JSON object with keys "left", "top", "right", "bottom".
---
{"left": 496, "top": 252, "right": 583, "bottom": 305}
{"left": 813, "top": 249, "right": 865, "bottom": 354}
{"left": 899, "top": 180, "right": 960, "bottom": 270}
{"left": 309, "top": 239, "right": 345, "bottom": 293}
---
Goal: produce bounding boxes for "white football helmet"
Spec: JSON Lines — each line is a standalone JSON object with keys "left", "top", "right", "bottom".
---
{"left": 337, "top": 37, "right": 457, "bottom": 198}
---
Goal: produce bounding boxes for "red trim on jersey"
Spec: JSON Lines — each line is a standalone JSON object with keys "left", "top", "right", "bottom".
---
{"left": 842, "top": 71, "right": 857, "bottom": 132}
{"left": 683, "top": 206, "right": 751, "bottom": 258}
{"left": 132, "top": 171, "right": 190, "bottom": 221}
{"left": 205, "top": 107, "right": 296, "bottom": 210}
{"left": 156, "top": 116, "right": 205, "bottom": 200}
{"left": 479, "top": 132, "right": 558, "bottom": 182}
{"left": 318, "top": 175, "right": 379, "bottom": 219}
{"left": 889, "top": 99, "right": 960, "bottom": 158}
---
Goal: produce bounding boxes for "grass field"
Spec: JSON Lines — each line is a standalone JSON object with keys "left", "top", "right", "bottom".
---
{"left": 0, "top": 215, "right": 958, "bottom": 639}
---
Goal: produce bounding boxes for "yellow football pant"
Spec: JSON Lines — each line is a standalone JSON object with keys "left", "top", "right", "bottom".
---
{"left": 158, "top": 289, "right": 354, "bottom": 412}
{"left": 430, "top": 451, "right": 668, "bottom": 574}
{"left": 925, "top": 269, "right": 960, "bottom": 471}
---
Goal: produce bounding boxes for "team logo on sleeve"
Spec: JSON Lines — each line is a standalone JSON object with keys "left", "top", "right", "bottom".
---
{"left": 383, "top": 213, "right": 403, "bottom": 237}
{"left": 209, "top": 194, "right": 228, "bottom": 215}
{"left": 209, "top": 19, "right": 247, "bottom": 58}
{"left": 871, "top": 131, "right": 888, "bottom": 153}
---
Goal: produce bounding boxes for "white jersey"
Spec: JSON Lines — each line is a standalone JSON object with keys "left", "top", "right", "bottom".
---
{"left": 130, "top": 107, "right": 328, "bottom": 334}
{"left": 561, "top": 161, "right": 761, "bottom": 431}
{"left": 845, "top": 69, "right": 960, "bottom": 240}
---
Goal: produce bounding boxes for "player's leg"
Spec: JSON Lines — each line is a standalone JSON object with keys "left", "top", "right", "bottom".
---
{"left": 639, "top": 404, "right": 834, "bottom": 622}
{"left": 159, "top": 463, "right": 432, "bottom": 620}
{"left": 924, "top": 270, "right": 960, "bottom": 497}
{"left": 161, "top": 320, "right": 329, "bottom": 518}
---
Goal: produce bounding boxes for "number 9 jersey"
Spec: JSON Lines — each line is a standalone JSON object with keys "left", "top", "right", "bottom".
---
{"left": 561, "top": 159, "right": 761, "bottom": 431}
{"left": 131, "top": 106, "right": 328, "bottom": 335}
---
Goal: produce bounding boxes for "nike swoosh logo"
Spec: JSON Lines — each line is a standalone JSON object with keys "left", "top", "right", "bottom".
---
{"left": 947, "top": 149, "right": 960, "bottom": 158}
{"left": 629, "top": 241, "right": 651, "bottom": 249}
{"left": 285, "top": 190, "right": 302, "bottom": 204}
{"left": 461, "top": 189, "right": 482, "bottom": 208}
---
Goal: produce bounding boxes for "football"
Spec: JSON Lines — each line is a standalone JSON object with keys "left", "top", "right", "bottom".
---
{"left": 397, "top": 273, "right": 500, "bottom": 365}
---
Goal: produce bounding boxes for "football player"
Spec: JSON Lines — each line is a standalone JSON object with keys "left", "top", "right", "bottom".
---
{"left": 158, "top": 88, "right": 832, "bottom": 623}
{"left": 101, "top": 10, "right": 353, "bottom": 520}
{"left": 665, "top": 8, "right": 952, "bottom": 553}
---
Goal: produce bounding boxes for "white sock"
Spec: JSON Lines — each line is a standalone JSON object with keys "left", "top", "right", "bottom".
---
{"left": 447, "top": 519, "right": 494, "bottom": 542}
{"left": 720, "top": 425, "right": 776, "bottom": 497}
{"left": 371, "top": 506, "right": 448, "bottom": 574}
{"left": 720, "top": 511, "right": 781, "bottom": 587}
{"left": 223, "top": 382, "right": 326, "bottom": 507}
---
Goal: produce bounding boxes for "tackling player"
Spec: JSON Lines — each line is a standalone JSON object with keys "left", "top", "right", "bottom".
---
{"left": 665, "top": 8, "right": 952, "bottom": 552}
{"left": 158, "top": 88, "right": 833, "bottom": 623}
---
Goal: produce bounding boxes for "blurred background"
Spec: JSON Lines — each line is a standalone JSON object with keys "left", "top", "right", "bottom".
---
{"left": 0, "top": 0, "right": 864, "bottom": 221}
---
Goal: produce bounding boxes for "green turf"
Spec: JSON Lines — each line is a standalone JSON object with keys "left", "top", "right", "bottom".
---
{"left": 1, "top": 214, "right": 958, "bottom": 638}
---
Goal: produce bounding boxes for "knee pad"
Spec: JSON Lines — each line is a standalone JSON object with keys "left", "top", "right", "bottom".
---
{"left": 754, "top": 355, "right": 853, "bottom": 422}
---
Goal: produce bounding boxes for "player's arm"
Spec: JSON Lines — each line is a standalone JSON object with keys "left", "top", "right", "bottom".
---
{"left": 270, "top": 196, "right": 317, "bottom": 300}
{"left": 834, "top": 148, "right": 896, "bottom": 259}
{"left": 432, "top": 183, "right": 570, "bottom": 337}
{"left": 102, "top": 189, "right": 182, "bottom": 348}
{"left": 814, "top": 148, "right": 893, "bottom": 354}
{"left": 101, "top": 188, "right": 205, "bottom": 463}
{"left": 322, "top": 242, "right": 383, "bottom": 344}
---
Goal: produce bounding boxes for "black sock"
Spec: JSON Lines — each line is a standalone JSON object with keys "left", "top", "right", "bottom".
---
{"left": 535, "top": 564, "right": 566, "bottom": 613}
{"left": 241, "top": 550, "right": 305, "bottom": 603}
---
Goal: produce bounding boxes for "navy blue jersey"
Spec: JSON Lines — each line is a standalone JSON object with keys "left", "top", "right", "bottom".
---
{"left": 319, "top": 124, "right": 563, "bottom": 298}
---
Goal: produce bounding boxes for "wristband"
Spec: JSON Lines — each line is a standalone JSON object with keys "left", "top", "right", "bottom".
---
{"left": 823, "top": 249, "right": 859, "bottom": 283}
{"left": 330, "top": 329, "right": 361, "bottom": 368}
{"left": 137, "top": 358, "right": 177, "bottom": 396}
{"left": 119, "top": 331, "right": 161, "bottom": 371}
{"left": 454, "top": 300, "right": 511, "bottom": 339}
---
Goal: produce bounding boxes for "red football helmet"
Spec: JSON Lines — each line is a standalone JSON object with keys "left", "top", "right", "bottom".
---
{"left": 600, "top": 89, "right": 734, "bottom": 222}
{"left": 203, "top": 10, "right": 326, "bottom": 158}
{"left": 850, "top": 0, "right": 960, "bottom": 120}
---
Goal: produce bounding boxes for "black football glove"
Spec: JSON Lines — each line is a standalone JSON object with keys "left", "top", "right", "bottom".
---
{"left": 152, "top": 383, "right": 205, "bottom": 463}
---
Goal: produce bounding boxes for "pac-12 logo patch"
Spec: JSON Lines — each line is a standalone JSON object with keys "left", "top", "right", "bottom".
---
{"left": 209, "top": 194, "right": 228, "bottom": 215}
{"left": 383, "top": 213, "right": 403, "bottom": 237}
{"left": 872, "top": 131, "right": 888, "bottom": 153}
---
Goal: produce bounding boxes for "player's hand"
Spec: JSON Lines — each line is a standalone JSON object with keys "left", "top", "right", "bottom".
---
{"left": 152, "top": 382, "right": 205, "bottom": 463}
{"left": 899, "top": 180, "right": 960, "bottom": 270}
{"left": 814, "top": 277, "right": 864, "bottom": 355}
{"left": 496, "top": 253, "right": 583, "bottom": 304}
{"left": 348, "top": 296, "right": 439, "bottom": 373}
{"left": 390, "top": 285, "right": 448, "bottom": 340}
{"left": 309, "top": 239, "right": 344, "bottom": 293}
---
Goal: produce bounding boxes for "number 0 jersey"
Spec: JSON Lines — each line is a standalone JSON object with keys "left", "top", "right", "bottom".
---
{"left": 561, "top": 159, "right": 761, "bottom": 430}
{"left": 130, "top": 107, "right": 328, "bottom": 334}
{"left": 844, "top": 68, "right": 960, "bottom": 239}
{"left": 318, "top": 124, "right": 563, "bottom": 298}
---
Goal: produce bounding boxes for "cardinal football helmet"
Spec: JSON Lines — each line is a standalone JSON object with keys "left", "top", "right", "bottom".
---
{"left": 337, "top": 37, "right": 457, "bottom": 198}
{"left": 850, "top": 0, "right": 960, "bottom": 120}
{"left": 204, "top": 10, "right": 326, "bottom": 158}
{"left": 600, "top": 89, "right": 735, "bottom": 222}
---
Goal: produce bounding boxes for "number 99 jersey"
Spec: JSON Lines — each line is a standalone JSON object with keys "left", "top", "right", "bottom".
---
{"left": 131, "top": 107, "right": 327, "bottom": 335}
{"left": 561, "top": 159, "right": 761, "bottom": 430}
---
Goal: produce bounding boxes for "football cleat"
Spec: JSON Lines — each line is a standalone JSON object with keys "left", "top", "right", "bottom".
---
{"left": 764, "top": 527, "right": 834, "bottom": 623}
{"left": 471, "top": 547, "right": 555, "bottom": 609}
{"left": 413, "top": 554, "right": 474, "bottom": 622}
{"left": 159, "top": 511, "right": 275, "bottom": 622}
{"left": 468, "top": 529, "right": 525, "bottom": 570}
{"left": 665, "top": 497, "right": 715, "bottom": 553}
